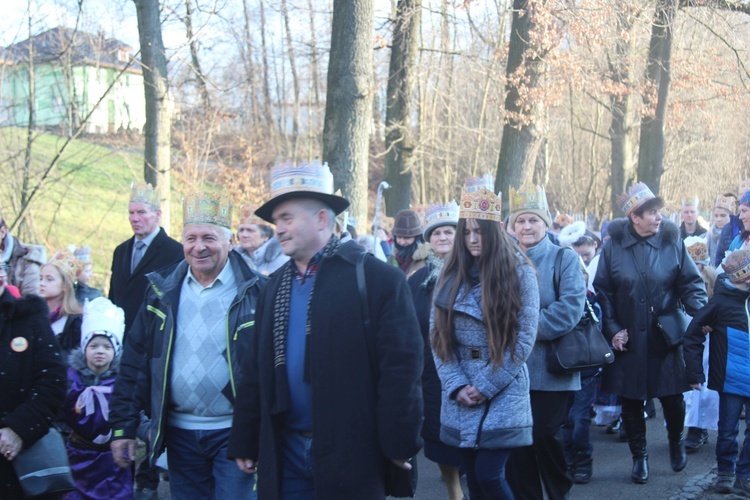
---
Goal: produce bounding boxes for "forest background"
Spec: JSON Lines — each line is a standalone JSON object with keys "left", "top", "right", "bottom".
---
{"left": 1, "top": 0, "right": 749, "bottom": 291}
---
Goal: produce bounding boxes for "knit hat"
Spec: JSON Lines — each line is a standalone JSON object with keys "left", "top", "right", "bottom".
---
{"left": 392, "top": 209, "right": 423, "bottom": 238}
{"left": 255, "top": 160, "right": 349, "bottom": 223}
{"left": 509, "top": 185, "right": 551, "bottom": 228}
{"left": 423, "top": 201, "right": 460, "bottom": 240}
{"left": 47, "top": 250, "right": 80, "bottom": 284}
{"left": 183, "top": 192, "right": 234, "bottom": 229}
{"left": 80, "top": 297, "right": 125, "bottom": 355}
{"left": 684, "top": 236, "right": 709, "bottom": 266}
{"left": 714, "top": 194, "right": 736, "bottom": 214}
{"left": 722, "top": 248, "right": 750, "bottom": 284}
{"left": 617, "top": 182, "right": 656, "bottom": 216}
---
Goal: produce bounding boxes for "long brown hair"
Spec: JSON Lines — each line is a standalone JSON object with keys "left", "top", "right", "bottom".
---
{"left": 431, "top": 218, "right": 528, "bottom": 366}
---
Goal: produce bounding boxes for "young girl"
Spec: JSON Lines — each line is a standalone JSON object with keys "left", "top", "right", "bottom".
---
{"left": 431, "top": 186, "right": 539, "bottom": 499}
{"left": 39, "top": 250, "right": 83, "bottom": 356}
{"left": 64, "top": 297, "right": 132, "bottom": 499}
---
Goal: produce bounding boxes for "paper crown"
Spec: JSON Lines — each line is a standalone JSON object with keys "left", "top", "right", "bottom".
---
{"left": 463, "top": 173, "right": 495, "bottom": 194}
{"left": 130, "top": 181, "right": 160, "bottom": 209}
{"left": 47, "top": 250, "right": 80, "bottom": 283}
{"left": 684, "top": 236, "right": 709, "bottom": 265}
{"left": 81, "top": 297, "right": 125, "bottom": 355}
{"left": 238, "top": 204, "right": 266, "bottom": 226}
{"left": 183, "top": 192, "right": 233, "bottom": 229}
{"left": 617, "top": 182, "right": 655, "bottom": 216}
{"left": 459, "top": 188, "right": 503, "bottom": 223}
{"left": 73, "top": 245, "right": 92, "bottom": 263}
{"left": 509, "top": 185, "right": 548, "bottom": 213}
{"left": 255, "top": 160, "right": 349, "bottom": 223}
{"left": 715, "top": 194, "right": 736, "bottom": 213}
{"left": 722, "top": 248, "right": 750, "bottom": 284}
{"left": 682, "top": 197, "right": 699, "bottom": 209}
{"left": 739, "top": 179, "right": 750, "bottom": 207}
{"left": 423, "top": 200, "right": 460, "bottom": 239}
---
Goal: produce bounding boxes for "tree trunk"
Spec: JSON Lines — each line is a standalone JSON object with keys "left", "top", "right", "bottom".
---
{"left": 185, "top": 0, "right": 211, "bottom": 111}
{"left": 134, "top": 0, "right": 172, "bottom": 231}
{"left": 322, "top": 0, "right": 374, "bottom": 234}
{"left": 495, "top": 0, "right": 548, "bottom": 214}
{"left": 383, "top": 0, "right": 421, "bottom": 215}
{"left": 281, "top": 0, "right": 300, "bottom": 161}
{"left": 636, "top": 0, "right": 677, "bottom": 195}
{"left": 259, "top": 0, "right": 274, "bottom": 128}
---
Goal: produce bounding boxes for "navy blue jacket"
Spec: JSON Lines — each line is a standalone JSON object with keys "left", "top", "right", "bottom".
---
{"left": 712, "top": 215, "right": 743, "bottom": 267}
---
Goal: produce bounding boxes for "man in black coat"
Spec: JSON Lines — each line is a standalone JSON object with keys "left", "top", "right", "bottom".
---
{"left": 107, "top": 182, "right": 182, "bottom": 499}
{"left": 228, "top": 162, "right": 423, "bottom": 499}
{"left": 108, "top": 182, "right": 183, "bottom": 334}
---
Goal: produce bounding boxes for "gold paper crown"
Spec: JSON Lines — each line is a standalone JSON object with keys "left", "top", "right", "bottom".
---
{"left": 459, "top": 188, "right": 503, "bottom": 223}
{"left": 509, "top": 185, "right": 549, "bottom": 214}
{"left": 47, "top": 250, "right": 80, "bottom": 283}
{"left": 130, "top": 182, "right": 160, "bottom": 209}
{"left": 238, "top": 204, "right": 266, "bottom": 226}
{"left": 423, "top": 200, "right": 460, "bottom": 239}
{"left": 183, "top": 192, "right": 234, "bottom": 229}
{"left": 715, "top": 194, "right": 736, "bottom": 213}
{"left": 463, "top": 174, "right": 495, "bottom": 194}
{"left": 722, "top": 248, "right": 750, "bottom": 283}
{"left": 684, "top": 236, "right": 709, "bottom": 265}
{"left": 682, "top": 197, "right": 699, "bottom": 209}
{"left": 617, "top": 182, "right": 655, "bottom": 216}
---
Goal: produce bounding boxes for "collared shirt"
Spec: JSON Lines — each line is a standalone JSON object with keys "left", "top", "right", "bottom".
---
{"left": 185, "top": 258, "right": 236, "bottom": 297}
{"left": 292, "top": 245, "right": 327, "bottom": 285}
{"left": 132, "top": 226, "right": 160, "bottom": 263}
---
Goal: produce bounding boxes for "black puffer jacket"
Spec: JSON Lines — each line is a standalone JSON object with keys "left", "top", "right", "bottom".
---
{"left": 593, "top": 218, "right": 707, "bottom": 400}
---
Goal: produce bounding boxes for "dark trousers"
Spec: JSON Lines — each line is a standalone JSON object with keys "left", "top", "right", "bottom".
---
{"left": 562, "top": 370, "right": 598, "bottom": 461}
{"left": 622, "top": 393, "right": 684, "bottom": 445}
{"left": 135, "top": 441, "right": 161, "bottom": 490}
{"left": 459, "top": 448, "right": 514, "bottom": 500}
{"left": 506, "top": 391, "right": 573, "bottom": 500}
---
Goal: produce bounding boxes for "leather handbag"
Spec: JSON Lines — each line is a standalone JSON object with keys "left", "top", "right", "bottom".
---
{"left": 12, "top": 427, "right": 76, "bottom": 497}
{"left": 548, "top": 249, "right": 615, "bottom": 373}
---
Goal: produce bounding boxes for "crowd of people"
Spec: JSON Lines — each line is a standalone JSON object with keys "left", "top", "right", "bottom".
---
{"left": 0, "top": 164, "right": 749, "bottom": 500}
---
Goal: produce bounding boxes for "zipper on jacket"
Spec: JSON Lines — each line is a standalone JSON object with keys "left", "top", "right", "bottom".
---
{"left": 234, "top": 321, "right": 255, "bottom": 341}
{"left": 474, "top": 401, "right": 491, "bottom": 449}
{"left": 152, "top": 323, "right": 174, "bottom": 463}
{"left": 226, "top": 277, "right": 258, "bottom": 399}
{"left": 146, "top": 305, "right": 167, "bottom": 331}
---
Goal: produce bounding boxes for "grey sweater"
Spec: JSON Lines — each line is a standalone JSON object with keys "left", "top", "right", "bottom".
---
{"left": 524, "top": 236, "right": 585, "bottom": 391}
{"left": 431, "top": 256, "right": 539, "bottom": 449}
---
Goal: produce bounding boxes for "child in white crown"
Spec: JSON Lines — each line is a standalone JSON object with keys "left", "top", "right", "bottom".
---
{"left": 63, "top": 298, "right": 132, "bottom": 500}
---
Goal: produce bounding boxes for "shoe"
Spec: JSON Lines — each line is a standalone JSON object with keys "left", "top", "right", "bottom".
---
{"left": 669, "top": 439, "right": 687, "bottom": 472}
{"left": 734, "top": 476, "right": 750, "bottom": 496}
{"left": 715, "top": 474, "right": 734, "bottom": 494}
{"left": 644, "top": 399, "right": 656, "bottom": 419}
{"left": 605, "top": 419, "right": 621, "bottom": 435}
{"left": 685, "top": 427, "right": 709, "bottom": 452}
{"left": 631, "top": 457, "right": 649, "bottom": 484}
{"left": 134, "top": 488, "right": 158, "bottom": 500}
{"left": 573, "top": 456, "right": 592, "bottom": 484}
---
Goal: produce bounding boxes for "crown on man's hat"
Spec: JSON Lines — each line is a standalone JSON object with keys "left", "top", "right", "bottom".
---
{"left": 238, "top": 204, "right": 266, "bottom": 227}
{"left": 715, "top": 194, "right": 736, "bottom": 214}
{"left": 183, "top": 192, "right": 233, "bottom": 229}
{"left": 509, "top": 185, "right": 551, "bottom": 227}
{"left": 459, "top": 188, "right": 503, "bottom": 223}
{"left": 130, "top": 182, "right": 160, "bottom": 209}
{"left": 255, "top": 160, "right": 350, "bottom": 223}
{"left": 684, "top": 236, "right": 709, "bottom": 266}
{"left": 47, "top": 249, "right": 80, "bottom": 284}
{"left": 723, "top": 248, "right": 750, "bottom": 284}
{"left": 423, "top": 200, "right": 460, "bottom": 239}
{"left": 617, "top": 182, "right": 655, "bottom": 216}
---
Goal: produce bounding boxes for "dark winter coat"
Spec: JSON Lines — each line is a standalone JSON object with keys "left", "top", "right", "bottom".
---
{"left": 679, "top": 221, "right": 707, "bottom": 240}
{"left": 109, "top": 251, "right": 265, "bottom": 464}
{"left": 0, "top": 293, "right": 67, "bottom": 496}
{"left": 56, "top": 313, "right": 83, "bottom": 359}
{"left": 228, "top": 241, "right": 424, "bottom": 500}
{"left": 684, "top": 277, "right": 750, "bottom": 397}
{"left": 75, "top": 282, "right": 102, "bottom": 305}
{"left": 108, "top": 227, "right": 183, "bottom": 334}
{"left": 593, "top": 218, "right": 708, "bottom": 400}
{"left": 5, "top": 235, "right": 45, "bottom": 296}
{"left": 713, "top": 215, "right": 743, "bottom": 267}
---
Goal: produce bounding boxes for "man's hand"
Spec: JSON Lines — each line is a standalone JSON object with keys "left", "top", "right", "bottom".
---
{"left": 235, "top": 458, "right": 257, "bottom": 474}
{"left": 702, "top": 325, "right": 713, "bottom": 334}
{"left": 0, "top": 427, "right": 22, "bottom": 461}
{"left": 111, "top": 439, "right": 136, "bottom": 469}
{"left": 391, "top": 458, "right": 413, "bottom": 471}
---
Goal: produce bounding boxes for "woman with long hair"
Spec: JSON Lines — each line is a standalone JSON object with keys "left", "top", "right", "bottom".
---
{"left": 431, "top": 186, "right": 539, "bottom": 499}
{"left": 39, "top": 250, "right": 83, "bottom": 357}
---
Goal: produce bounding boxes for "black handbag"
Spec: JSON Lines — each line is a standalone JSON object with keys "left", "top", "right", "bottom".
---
{"left": 630, "top": 248, "right": 688, "bottom": 349}
{"left": 356, "top": 253, "right": 417, "bottom": 497}
{"left": 12, "top": 427, "right": 76, "bottom": 497}
{"left": 547, "top": 249, "right": 615, "bottom": 373}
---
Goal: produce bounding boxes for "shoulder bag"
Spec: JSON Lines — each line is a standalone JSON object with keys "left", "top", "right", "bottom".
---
{"left": 355, "top": 252, "right": 418, "bottom": 498}
{"left": 547, "top": 248, "right": 615, "bottom": 373}
{"left": 12, "top": 427, "right": 76, "bottom": 497}
{"left": 629, "top": 248, "right": 689, "bottom": 349}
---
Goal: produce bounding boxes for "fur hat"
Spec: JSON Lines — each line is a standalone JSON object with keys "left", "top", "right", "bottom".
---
{"left": 80, "top": 297, "right": 125, "bottom": 355}
{"left": 392, "top": 209, "right": 423, "bottom": 238}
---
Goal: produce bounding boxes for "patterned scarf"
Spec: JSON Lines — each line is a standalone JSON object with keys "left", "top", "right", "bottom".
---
{"left": 272, "top": 236, "right": 340, "bottom": 381}
{"left": 49, "top": 305, "right": 64, "bottom": 324}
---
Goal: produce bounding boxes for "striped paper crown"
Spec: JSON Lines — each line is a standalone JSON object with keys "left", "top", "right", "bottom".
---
{"left": 48, "top": 250, "right": 80, "bottom": 283}
{"left": 130, "top": 182, "right": 160, "bottom": 209}
{"left": 722, "top": 248, "right": 750, "bottom": 284}
{"left": 715, "top": 194, "right": 736, "bottom": 213}
{"left": 617, "top": 182, "right": 655, "bottom": 216}
{"left": 269, "top": 160, "right": 334, "bottom": 198}
{"left": 463, "top": 173, "right": 495, "bottom": 194}
{"left": 423, "top": 200, "right": 460, "bottom": 238}
{"left": 183, "top": 192, "right": 234, "bottom": 229}
{"left": 459, "top": 188, "right": 502, "bottom": 223}
{"left": 684, "top": 236, "right": 709, "bottom": 265}
{"left": 238, "top": 204, "right": 266, "bottom": 226}
{"left": 509, "top": 185, "right": 549, "bottom": 214}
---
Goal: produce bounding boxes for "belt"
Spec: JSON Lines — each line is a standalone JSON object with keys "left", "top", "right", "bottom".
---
{"left": 69, "top": 430, "right": 111, "bottom": 452}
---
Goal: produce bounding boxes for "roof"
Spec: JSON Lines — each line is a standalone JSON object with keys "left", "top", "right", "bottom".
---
{"left": 0, "top": 26, "right": 142, "bottom": 74}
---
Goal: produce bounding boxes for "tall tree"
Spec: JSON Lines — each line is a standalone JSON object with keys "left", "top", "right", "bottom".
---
{"left": 322, "top": 0, "right": 375, "bottom": 233}
{"left": 134, "top": 0, "right": 173, "bottom": 230}
{"left": 383, "top": 0, "right": 421, "bottom": 215}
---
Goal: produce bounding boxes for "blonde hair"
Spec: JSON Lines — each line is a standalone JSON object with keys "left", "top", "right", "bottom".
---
{"left": 43, "top": 264, "right": 82, "bottom": 316}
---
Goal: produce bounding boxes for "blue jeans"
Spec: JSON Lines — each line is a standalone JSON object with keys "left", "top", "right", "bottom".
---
{"left": 562, "top": 370, "right": 598, "bottom": 460}
{"left": 716, "top": 393, "right": 750, "bottom": 477}
{"left": 280, "top": 430, "right": 315, "bottom": 500}
{"left": 166, "top": 426, "right": 256, "bottom": 500}
{"left": 459, "top": 448, "right": 514, "bottom": 500}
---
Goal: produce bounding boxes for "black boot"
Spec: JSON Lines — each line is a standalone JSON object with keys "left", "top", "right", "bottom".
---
{"left": 572, "top": 452, "right": 593, "bottom": 484}
{"left": 663, "top": 396, "right": 687, "bottom": 472}
{"left": 622, "top": 409, "right": 648, "bottom": 484}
